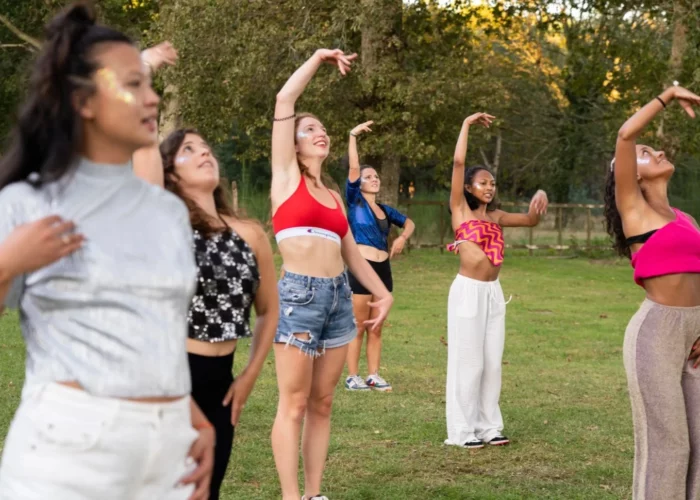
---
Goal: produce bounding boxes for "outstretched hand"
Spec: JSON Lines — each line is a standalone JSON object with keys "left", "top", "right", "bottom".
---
{"left": 364, "top": 294, "right": 393, "bottom": 332}
{"left": 351, "top": 120, "right": 374, "bottom": 137}
{"left": 316, "top": 48, "right": 358, "bottom": 76}
{"left": 672, "top": 86, "right": 700, "bottom": 119}
{"left": 0, "top": 215, "right": 84, "bottom": 278}
{"left": 689, "top": 338, "right": 700, "bottom": 368}
{"left": 464, "top": 112, "right": 495, "bottom": 128}
{"left": 529, "top": 190, "right": 549, "bottom": 215}
{"left": 141, "top": 41, "right": 178, "bottom": 73}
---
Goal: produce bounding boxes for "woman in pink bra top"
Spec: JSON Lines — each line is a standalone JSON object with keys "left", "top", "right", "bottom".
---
{"left": 605, "top": 84, "right": 700, "bottom": 500}
{"left": 445, "top": 112, "right": 548, "bottom": 450}
{"left": 270, "top": 48, "right": 393, "bottom": 500}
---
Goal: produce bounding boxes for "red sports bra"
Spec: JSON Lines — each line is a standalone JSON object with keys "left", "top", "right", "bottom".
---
{"left": 272, "top": 176, "right": 349, "bottom": 244}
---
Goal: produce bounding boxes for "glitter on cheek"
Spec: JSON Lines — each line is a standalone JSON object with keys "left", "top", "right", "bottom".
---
{"left": 638, "top": 157, "right": 651, "bottom": 165}
{"left": 296, "top": 130, "right": 310, "bottom": 140}
{"left": 175, "top": 156, "right": 188, "bottom": 165}
{"left": 96, "top": 68, "right": 136, "bottom": 105}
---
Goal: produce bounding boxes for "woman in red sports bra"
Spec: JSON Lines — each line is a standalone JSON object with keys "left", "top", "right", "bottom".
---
{"left": 270, "top": 48, "right": 394, "bottom": 500}
{"left": 604, "top": 84, "right": 700, "bottom": 500}
{"left": 445, "top": 112, "right": 548, "bottom": 451}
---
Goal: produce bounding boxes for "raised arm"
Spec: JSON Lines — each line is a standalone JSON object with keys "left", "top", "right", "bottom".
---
{"left": 450, "top": 113, "right": 494, "bottom": 223}
{"left": 132, "top": 41, "right": 178, "bottom": 187}
{"left": 615, "top": 85, "right": 700, "bottom": 217}
{"left": 272, "top": 49, "right": 357, "bottom": 182}
{"left": 494, "top": 190, "right": 548, "bottom": 228}
{"left": 348, "top": 120, "right": 374, "bottom": 182}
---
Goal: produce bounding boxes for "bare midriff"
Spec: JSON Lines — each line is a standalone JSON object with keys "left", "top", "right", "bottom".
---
{"left": 357, "top": 244, "right": 389, "bottom": 262}
{"left": 457, "top": 240, "right": 501, "bottom": 282}
{"left": 57, "top": 381, "right": 185, "bottom": 403}
{"left": 187, "top": 338, "right": 237, "bottom": 357}
{"left": 642, "top": 273, "right": 700, "bottom": 307}
{"left": 278, "top": 236, "right": 345, "bottom": 277}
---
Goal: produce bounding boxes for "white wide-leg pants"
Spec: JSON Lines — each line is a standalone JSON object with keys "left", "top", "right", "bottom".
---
{"left": 445, "top": 274, "right": 508, "bottom": 445}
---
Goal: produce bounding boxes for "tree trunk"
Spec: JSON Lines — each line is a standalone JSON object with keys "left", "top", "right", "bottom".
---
{"left": 159, "top": 83, "right": 181, "bottom": 141}
{"left": 378, "top": 153, "right": 400, "bottom": 207}
{"left": 360, "top": 0, "right": 402, "bottom": 208}
{"left": 658, "top": 0, "right": 687, "bottom": 144}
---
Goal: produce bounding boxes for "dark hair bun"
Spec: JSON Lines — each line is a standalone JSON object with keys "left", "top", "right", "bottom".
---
{"left": 45, "top": 2, "right": 96, "bottom": 42}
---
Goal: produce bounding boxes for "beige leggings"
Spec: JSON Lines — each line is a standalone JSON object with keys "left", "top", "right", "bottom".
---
{"left": 624, "top": 299, "right": 700, "bottom": 500}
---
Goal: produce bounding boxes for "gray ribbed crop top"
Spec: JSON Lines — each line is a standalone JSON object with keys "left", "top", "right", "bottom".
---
{"left": 0, "top": 158, "right": 197, "bottom": 399}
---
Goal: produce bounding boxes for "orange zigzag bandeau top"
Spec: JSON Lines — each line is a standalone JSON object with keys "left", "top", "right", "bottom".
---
{"left": 447, "top": 219, "right": 505, "bottom": 266}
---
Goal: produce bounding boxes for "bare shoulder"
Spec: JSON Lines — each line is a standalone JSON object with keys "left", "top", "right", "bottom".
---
{"left": 224, "top": 217, "right": 270, "bottom": 251}
{"left": 490, "top": 209, "right": 507, "bottom": 224}
{"left": 683, "top": 211, "right": 700, "bottom": 229}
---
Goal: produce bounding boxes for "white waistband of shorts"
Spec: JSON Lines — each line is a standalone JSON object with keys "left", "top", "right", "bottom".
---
{"left": 275, "top": 226, "right": 341, "bottom": 245}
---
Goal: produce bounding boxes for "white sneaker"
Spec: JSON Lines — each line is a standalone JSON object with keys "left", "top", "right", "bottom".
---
{"left": 366, "top": 373, "right": 392, "bottom": 392}
{"left": 345, "top": 375, "right": 370, "bottom": 391}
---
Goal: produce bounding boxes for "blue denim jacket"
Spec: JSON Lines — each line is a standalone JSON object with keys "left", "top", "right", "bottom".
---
{"left": 345, "top": 178, "right": 407, "bottom": 251}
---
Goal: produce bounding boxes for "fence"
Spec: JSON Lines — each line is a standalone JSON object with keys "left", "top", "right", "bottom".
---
{"left": 230, "top": 182, "right": 613, "bottom": 256}
{"left": 402, "top": 200, "right": 611, "bottom": 255}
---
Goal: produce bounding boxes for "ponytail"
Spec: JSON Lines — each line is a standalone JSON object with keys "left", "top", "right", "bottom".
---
{"left": 0, "top": 2, "right": 133, "bottom": 190}
{"left": 604, "top": 159, "right": 630, "bottom": 258}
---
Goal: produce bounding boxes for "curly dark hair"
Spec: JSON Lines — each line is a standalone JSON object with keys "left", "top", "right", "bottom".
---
{"left": 160, "top": 128, "right": 238, "bottom": 237}
{"left": 603, "top": 159, "right": 630, "bottom": 259}
{"left": 0, "top": 2, "right": 133, "bottom": 190}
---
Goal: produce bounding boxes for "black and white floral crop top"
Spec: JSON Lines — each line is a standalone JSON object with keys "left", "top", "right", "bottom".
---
{"left": 188, "top": 225, "right": 260, "bottom": 342}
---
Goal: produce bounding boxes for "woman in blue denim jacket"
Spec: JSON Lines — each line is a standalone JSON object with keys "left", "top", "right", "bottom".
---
{"left": 344, "top": 121, "right": 416, "bottom": 392}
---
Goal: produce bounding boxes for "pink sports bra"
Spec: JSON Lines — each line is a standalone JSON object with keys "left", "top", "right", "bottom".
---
{"left": 630, "top": 208, "right": 700, "bottom": 286}
{"left": 447, "top": 219, "right": 505, "bottom": 267}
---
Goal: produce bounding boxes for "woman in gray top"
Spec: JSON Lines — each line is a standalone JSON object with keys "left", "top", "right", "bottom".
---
{"left": 0, "top": 4, "right": 214, "bottom": 500}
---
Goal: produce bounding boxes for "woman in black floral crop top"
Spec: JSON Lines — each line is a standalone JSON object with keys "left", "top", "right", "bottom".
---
{"left": 133, "top": 49, "right": 278, "bottom": 498}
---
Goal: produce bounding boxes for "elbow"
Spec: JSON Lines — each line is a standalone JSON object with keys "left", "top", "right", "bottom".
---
{"left": 453, "top": 160, "right": 465, "bottom": 169}
{"left": 276, "top": 90, "right": 294, "bottom": 104}
{"left": 617, "top": 128, "right": 634, "bottom": 142}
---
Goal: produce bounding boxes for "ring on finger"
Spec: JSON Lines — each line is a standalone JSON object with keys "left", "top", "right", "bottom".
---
{"left": 61, "top": 234, "right": 71, "bottom": 245}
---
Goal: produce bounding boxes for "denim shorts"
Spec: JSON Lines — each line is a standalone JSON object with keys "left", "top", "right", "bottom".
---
{"left": 275, "top": 271, "right": 357, "bottom": 357}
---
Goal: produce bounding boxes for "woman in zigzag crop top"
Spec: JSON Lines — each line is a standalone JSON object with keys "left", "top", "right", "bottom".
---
{"left": 604, "top": 84, "right": 700, "bottom": 500}
{"left": 343, "top": 120, "right": 416, "bottom": 394}
{"left": 444, "top": 112, "right": 548, "bottom": 451}
{"left": 269, "top": 49, "right": 394, "bottom": 500}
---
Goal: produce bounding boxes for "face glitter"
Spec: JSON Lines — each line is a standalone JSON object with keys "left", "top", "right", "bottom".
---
{"left": 96, "top": 68, "right": 135, "bottom": 104}
{"left": 296, "top": 130, "right": 310, "bottom": 140}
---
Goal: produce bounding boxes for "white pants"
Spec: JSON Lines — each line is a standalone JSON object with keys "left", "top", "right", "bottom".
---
{"left": 445, "top": 274, "right": 507, "bottom": 445}
{"left": 0, "top": 383, "right": 198, "bottom": 500}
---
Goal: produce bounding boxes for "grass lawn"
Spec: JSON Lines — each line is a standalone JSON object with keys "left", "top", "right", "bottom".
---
{"left": 0, "top": 251, "right": 644, "bottom": 499}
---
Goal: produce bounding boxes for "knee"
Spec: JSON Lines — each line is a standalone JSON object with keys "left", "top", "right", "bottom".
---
{"left": 279, "top": 392, "right": 309, "bottom": 424}
{"left": 367, "top": 326, "right": 382, "bottom": 338}
{"left": 307, "top": 393, "right": 334, "bottom": 418}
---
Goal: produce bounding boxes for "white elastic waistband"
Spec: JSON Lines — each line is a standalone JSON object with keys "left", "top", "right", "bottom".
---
{"left": 275, "top": 227, "right": 341, "bottom": 245}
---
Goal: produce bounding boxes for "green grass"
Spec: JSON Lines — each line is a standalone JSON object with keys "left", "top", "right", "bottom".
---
{"left": 0, "top": 251, "right": 643, "bottom": 499}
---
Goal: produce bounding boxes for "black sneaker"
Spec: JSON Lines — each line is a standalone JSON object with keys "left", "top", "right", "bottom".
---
{"left": 463, "top": 439, "right": 484, "bottom": 449}
{"left": 488, "top": 435, "right": 510, "bottom": 446}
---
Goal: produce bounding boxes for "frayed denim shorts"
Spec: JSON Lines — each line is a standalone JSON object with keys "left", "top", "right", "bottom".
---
{"left": 274, "top": 271, "right": 357, "bottom": 357}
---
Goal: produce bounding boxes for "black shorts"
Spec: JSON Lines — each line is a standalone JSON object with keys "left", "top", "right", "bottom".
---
{"left": 348, "top": 258, "right": 393, "bottom": 295}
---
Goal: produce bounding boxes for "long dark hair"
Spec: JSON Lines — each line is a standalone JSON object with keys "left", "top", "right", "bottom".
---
{"left": 604, "top": 159, "right": 630, "bottom": 258}
{"left": 0, "top": 2, "right": 133, "bottom": 190}
{"left": 160, "top": 128, "right": 239, "bottom": 236}
{"left": 464, "top": 166, "right": 499, "bottom": 211}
